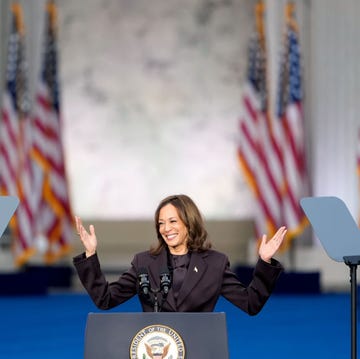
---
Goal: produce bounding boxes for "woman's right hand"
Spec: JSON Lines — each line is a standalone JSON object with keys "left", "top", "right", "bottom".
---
{"left": 75, "top": 216, "right": 97, "bottom": 258}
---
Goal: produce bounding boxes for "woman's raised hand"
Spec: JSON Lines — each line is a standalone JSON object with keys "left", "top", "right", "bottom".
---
{"left": 258, "top": 226, "right": 287, "bottom": 263}
{"left": 75, "top": 216, "right": 97, "bottom": 258}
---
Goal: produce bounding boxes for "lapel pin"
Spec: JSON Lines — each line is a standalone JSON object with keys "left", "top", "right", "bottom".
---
{"left": 194, "top": 266, "right": 198, "bottom": 273}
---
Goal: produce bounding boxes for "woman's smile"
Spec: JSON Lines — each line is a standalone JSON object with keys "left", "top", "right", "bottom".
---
{"left": 158, "top": 204, "right": 188, "bottom": 254}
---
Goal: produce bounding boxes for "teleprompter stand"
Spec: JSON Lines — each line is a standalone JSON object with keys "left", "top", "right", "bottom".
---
{"left": 84, "top": 312, "right": 229, "bottom": 359}
{"left": 300, "top": 196, "right": 360, "bottom": 359}
{"left": 0, "top": 196, "right": 19, "bottom": 238}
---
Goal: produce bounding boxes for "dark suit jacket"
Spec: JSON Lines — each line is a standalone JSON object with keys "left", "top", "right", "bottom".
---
{"left": 73, "top": 248, "right": 283, "bottom": 314}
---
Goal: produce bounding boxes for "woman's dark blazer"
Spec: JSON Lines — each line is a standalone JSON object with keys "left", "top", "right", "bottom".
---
{"left": 73, "top": 247, "right": 283, "bottom": 314}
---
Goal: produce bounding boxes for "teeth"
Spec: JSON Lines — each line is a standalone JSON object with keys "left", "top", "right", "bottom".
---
{"left": 167, "top": 234, "right": 177, "bottom": 239}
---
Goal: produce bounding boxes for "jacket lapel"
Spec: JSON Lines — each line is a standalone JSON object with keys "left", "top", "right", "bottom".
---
{"left": 147, "top": 248, "right": 168, "bottom": 286}
{"left": 146, "top": 249, "right": 209, "bottom": 311}
{"left": 176, "top": 251, "right": 208, "bottom": 308}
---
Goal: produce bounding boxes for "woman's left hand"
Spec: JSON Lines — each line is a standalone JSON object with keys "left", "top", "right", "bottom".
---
{"left": 258, "top": 226, "right": 287, "bottom": 263}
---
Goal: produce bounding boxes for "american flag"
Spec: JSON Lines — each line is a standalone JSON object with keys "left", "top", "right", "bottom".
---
{"left": 31, "top": 0, "right": 74, "bottom": 263}
{"left": 0, "top": 3, "right": 37, "bottom": 265}
{"left": 237, "top": 1, "right": 284, "bottom": 239}
{"left": 274, "top": 2, "right": 308, "bottom": 242}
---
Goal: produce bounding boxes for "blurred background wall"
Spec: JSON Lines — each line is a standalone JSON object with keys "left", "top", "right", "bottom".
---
{"left": 0, "top": 0, "right": 359, "bottom": 291}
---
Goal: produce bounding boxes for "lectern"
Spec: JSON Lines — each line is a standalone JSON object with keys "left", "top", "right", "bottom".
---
{"left": 300, "top": 196, "right": 360, "bottom": 359}
{"left": 84, "top": 312, "right": 229, "bottom": 359}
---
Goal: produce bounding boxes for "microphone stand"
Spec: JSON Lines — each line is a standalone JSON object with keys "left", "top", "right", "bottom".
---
{"left": 152, "top": 289, "right": 160, "bottom": 312}
{"left": 344, "top": 255, "right": 360, "bottom": 359}
{"left": 151, "top": 286, "right": 169, "bottom": 312}
{"left": 151, "top": 271, "right": 171, "bottom": 312}
{"left": 138, "top": 270, "right": 171, "bottom": 312}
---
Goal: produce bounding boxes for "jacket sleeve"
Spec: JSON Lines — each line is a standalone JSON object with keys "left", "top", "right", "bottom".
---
{"left": 220, "top": 257, "right": 283, "bottom": 315}
{"left": 73, "top": 252, "right": 138, "bottom": 310}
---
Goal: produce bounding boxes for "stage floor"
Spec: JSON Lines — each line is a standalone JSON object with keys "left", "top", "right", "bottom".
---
{"left": 0, "top": 292, "right": 354, "bottom": 358}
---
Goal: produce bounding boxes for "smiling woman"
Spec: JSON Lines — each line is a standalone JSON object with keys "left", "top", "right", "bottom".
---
{"left": 73, "top": 194, "right": 286, "bottom": 314}
{"left": 157, "top": 203, "right": 190, "bottom": 255}
{"left": 154, "top": 195, "right": 211, "bottom": 255}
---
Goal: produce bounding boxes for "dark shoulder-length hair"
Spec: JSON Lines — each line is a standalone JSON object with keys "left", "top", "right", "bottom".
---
{"left": 150, "top": 194, "right": 212, "bottom": 255}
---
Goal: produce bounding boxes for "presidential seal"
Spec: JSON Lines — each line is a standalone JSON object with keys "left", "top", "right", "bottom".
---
{"left": 129, "top": 324, "right": 185, "bottom": 359}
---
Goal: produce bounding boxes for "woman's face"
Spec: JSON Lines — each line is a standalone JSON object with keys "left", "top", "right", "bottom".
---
{"left": 158, "top": 203, "right": 188, "bottom": 254}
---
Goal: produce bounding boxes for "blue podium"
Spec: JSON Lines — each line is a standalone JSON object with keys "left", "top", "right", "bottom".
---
{"left": 84, "top": 312, "right": 229, "bottom": 359}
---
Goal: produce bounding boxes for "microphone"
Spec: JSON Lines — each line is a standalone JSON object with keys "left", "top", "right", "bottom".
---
{"left": 160, "top": 267, "right": 171, "bottom": 295}
{"left": 138, "top": 267, "right": 150, "bottom": 296}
